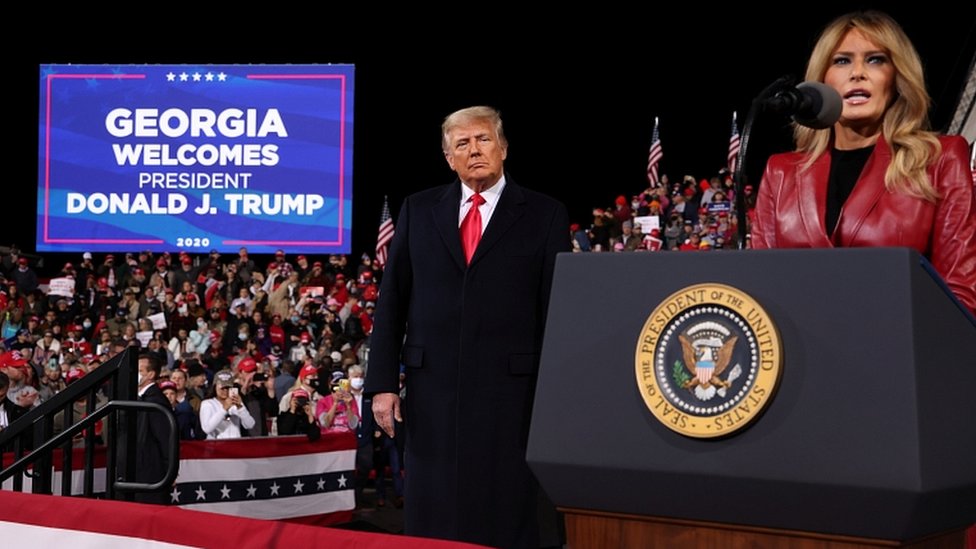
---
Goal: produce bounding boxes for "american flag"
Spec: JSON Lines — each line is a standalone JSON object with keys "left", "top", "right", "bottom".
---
{"left": 375, "top": 195, "right": 394, "bottom": 269}
{"left": 646, "top": 117, "right": 663, "bottom": 185}
{"left": 728, "top": 111, "right": 741, "bottom": 174}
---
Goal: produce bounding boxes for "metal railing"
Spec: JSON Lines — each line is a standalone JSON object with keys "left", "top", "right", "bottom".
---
{"left": 0, "top": 348, "right": 179, "bottom": 500}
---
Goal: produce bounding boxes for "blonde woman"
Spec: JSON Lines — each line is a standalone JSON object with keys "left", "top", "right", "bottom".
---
{"left": 752, "top": 11, "right": 976, "bottom": 313}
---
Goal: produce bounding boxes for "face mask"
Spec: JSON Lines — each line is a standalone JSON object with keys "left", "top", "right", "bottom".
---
{"left": 350, "top": 378, "right": 364, "bottom": 390}
{"left": 178, "top": 304, "right": 188, "bottom": 315}
{"left": 290, "top": 316, "right": 299, "bottom": 324}
{"left": 83, "top": 320, "right": 92, "bottom": 329}
{"left": 238, "top": 332, "right": 248, "bottom": 341}
{"left": 197, "top": 320, "right": 207, "bottom": 329}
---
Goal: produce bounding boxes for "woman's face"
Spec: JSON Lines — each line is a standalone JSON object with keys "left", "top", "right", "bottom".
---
{"left": 824, "top": 29, "right": 895, "bottom": 132}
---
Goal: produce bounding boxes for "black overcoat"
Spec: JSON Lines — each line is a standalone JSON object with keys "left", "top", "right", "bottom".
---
{"left": 366, "top": 178, "right": 569, "bottom": 548}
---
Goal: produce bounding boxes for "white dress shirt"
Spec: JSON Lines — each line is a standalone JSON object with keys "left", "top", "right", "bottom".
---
{"left": 458, "top": 175, "right": 507, "bottom": 235}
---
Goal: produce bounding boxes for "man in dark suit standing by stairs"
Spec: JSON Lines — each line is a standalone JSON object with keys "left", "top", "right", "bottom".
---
{"left": 134, "top": 353, "right": 177, "bottom": 504}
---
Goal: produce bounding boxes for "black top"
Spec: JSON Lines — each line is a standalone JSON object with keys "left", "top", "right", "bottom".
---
{"left": 826, "top": 145, "right": 875, "bottom": 236}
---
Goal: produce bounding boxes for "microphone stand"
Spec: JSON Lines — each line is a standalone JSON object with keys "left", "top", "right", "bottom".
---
{"left": 735, "top": 75, "right": 797, "bottom": 249}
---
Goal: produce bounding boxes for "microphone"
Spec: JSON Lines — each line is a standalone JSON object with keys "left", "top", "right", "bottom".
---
{"left": 764, "top": 81, "right": 842, "bottom": 129}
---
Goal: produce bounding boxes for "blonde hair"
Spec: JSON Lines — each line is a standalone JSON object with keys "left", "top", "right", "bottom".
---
{"left": 441, "top": 106, "right": 507, "bottom": 153}
{"left": 796, "top": 10, "right": 941, "bottom": 201}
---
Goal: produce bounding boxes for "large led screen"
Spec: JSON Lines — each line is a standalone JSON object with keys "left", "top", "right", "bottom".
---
{"left": 37, "top": 64, "right": 354, "bottom": 253}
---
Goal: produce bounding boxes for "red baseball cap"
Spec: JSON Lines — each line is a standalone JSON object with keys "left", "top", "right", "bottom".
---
{"left": 66, "top": 368, "right": 87, "bottom": 385}
{"left": 0, "top": 350, "right": 29, "bottom": 369}
{"left": 299, "top": 364, "right": 318, "bottom": 380}
{"left": 237, "top": 357, "right": 257, "bottom": 373}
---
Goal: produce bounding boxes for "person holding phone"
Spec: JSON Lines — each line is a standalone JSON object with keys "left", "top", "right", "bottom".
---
{"left": 276, "top": 388, "right": 320, "bottom": 441}
{"left": 238, "top": 358, "right": 277, "bottom": 437}
{"left": 199, "top": 369, "right": 254, "bottom": 439}
{"left": 315, "top": 373, "right": 359, "bottom": 435}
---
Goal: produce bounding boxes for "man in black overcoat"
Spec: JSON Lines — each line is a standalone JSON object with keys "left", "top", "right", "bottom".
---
{"left": 366, "top": 106, "right": 570, "bottom": 548}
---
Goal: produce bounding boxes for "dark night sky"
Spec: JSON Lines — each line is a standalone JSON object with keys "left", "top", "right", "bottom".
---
{"left": 12, "top": 6, "right": 976, "bottom": 271}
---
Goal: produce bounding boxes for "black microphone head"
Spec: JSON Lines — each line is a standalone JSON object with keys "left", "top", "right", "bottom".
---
{"left": 792, "top": 81, "right": 842, "bottom": 129}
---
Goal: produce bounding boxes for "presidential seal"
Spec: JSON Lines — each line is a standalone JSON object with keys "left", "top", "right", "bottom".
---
{"left": 635, "top": 283, "right": 782, "bottom": 438}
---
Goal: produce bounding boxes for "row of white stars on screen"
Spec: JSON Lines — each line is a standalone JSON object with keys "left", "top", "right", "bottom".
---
{"left": 170, "top": 474, "right": 348, "bottom": 503}
{"left": 166, "top": 72, "right": 229, "bottom": 82}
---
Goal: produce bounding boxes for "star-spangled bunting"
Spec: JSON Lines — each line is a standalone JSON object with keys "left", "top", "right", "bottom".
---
{"left": 25, "top": 436, "right": 354, "bottom": 524}
{"left": 169, "top": 470, "right": 354, "bottom": 505}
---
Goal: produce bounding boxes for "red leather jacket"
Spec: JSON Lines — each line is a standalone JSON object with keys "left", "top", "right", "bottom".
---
{"left": 753, "top": 135, "right": 976, "bottom": 313}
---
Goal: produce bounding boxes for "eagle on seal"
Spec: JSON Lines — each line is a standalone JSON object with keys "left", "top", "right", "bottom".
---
{"left": 679, "top": 334, "right": 737, "bottom": 391}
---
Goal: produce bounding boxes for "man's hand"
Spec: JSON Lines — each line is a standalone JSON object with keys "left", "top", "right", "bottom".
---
{"left": 372, "top": 392, "right": 402, "bottom": 437}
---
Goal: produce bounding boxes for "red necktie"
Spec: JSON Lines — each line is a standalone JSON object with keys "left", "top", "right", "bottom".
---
{"left": 460, "top": 192, "right": 486, "bottom": 264}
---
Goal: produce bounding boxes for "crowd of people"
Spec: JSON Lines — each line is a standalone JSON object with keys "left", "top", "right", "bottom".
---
{"left": 0, "top": 247, "right": 404, "bottom": 509}
{"left": 570, "top": 169, "right": 755, "bottom": 254}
